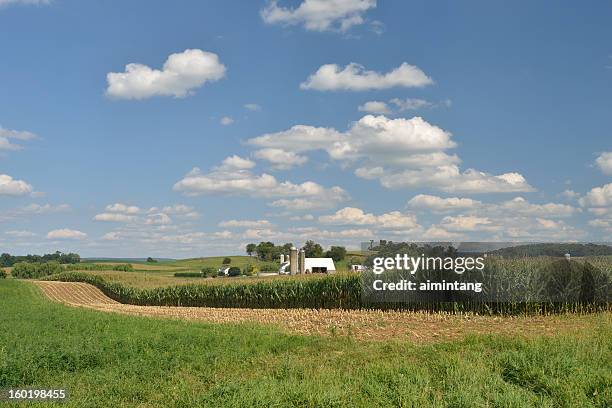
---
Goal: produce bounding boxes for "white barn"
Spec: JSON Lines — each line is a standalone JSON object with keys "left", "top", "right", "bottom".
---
{"left": 304, "top": 258, "right": 336, "bottom": 274}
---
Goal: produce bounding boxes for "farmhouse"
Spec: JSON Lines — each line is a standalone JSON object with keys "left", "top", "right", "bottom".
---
{"left": 279, "top": 247, "right": 336, "bottom": 274}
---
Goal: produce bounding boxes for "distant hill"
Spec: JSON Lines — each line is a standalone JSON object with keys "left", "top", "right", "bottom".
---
{"left": 489, "top": 243, "right": 612, "bottom": 257}
{"left": 82, "top": 257, "right": 176, "bottom": 263}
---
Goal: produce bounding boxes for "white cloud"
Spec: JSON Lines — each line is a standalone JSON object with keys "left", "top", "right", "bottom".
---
{"left": 268, "top": 187, "right": 349, "bottom": 211}
{"left": 0, "top": 174, "right": 33, "bottom": 196}
{"left": 221, "top": 155, "right": 256, "bottom": 169}
{"left": 253, "top": 148, "right": 308, "bottom": 170}
{"left": 390, "top": 97, "right": 434, "bottom": 111}
{"left": 438, "top": 215, "right": 497, "bottom": 232}
{"left": 378, "top": 166, "right": 534, "bottom": 193}
{"left": 358, "top": 101, "right": 390, "bottom": 114}
{"left": 174, "top": 158, "right": 348, "bottom": 206}
{"left": 260, "top": 0, "right": 376, "bottom": 33}
{"left": 561, "top": 189, "right": 580, "bottom": 200}
{"left": 407, "top": 194, "right": 482, "bottom": 213}
{"left": 319, "top": 207, "right": 420, "bottom": 230}
{"left": 94, "top": 213, "right": 136, "bottom": 222}
{"left": 106, "top": 49, "right": 226, "bottom": 100}
{"left": 579, "top": 183, "right": 612, "bottom": 217}
{"left": 220, "top": 116, "right": 234, "bottom": 126}
{"left": 244, "top": 103, "right": 261, "bottom": 111}
{"left": 595, "top": 152, "right": 612, "bottom": 176}
{"left": 498, "top": 197, "right": 578, "bottom": 218}
{"left": 301, "top": 62, "right": 433, "bottom": 91}
{"left": 145, "top": 213, "right": 172, "bottom": 225}
{"left": 106, "top": 203, "right": 140, "bottom": 214}
{"left": 0, "top": 126, "right": 37, "bottom": 141}
{"left": 218, "top": 219, "right": 273, "bottom": 229}
{"left": 247, "top": 114, "right": 532, "bottom": 194}
{"left": 47, "top": 229, "right": 87, "bottom": 240}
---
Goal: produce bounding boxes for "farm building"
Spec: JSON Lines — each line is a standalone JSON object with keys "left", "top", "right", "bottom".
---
{"left": 279, "top": 248, "right": 336, "bottom": 274}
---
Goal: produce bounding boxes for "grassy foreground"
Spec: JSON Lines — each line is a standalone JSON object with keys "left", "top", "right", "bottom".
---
{"left": 1, "top": 280, "right": 610, "bottom": 407}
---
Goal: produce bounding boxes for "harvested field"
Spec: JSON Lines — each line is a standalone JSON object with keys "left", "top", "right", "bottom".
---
{"left": 33, "top": 281, "right": 607, "bottom": 343}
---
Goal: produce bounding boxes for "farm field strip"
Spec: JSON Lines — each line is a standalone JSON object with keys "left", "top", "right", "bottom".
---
{"left": 32, "top": 281, "right": 606, "bottom": 343}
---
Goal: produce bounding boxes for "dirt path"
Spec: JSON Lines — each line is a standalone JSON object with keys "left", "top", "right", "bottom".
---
{"left": 33, "top": 281, "right": 604, "bottom": 343}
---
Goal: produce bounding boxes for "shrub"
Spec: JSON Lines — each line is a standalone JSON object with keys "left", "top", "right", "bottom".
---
{"left": 242, "top": 264, "right": 255, "bottom": 276}
{"left": 64, "top": 263, "right": 134, "bottom": 272}
{"left": 201, "top": 266, "right": 217, "bottom": 277}
{"left": 228, "top": 267, "right": 242, "bottom": 277}
{"left": 174, "top": 272, "right": 203, "bottom": 278}
{"left": 0, "top": 269, "right": 6, "bottom": 279}
{"left": 258, "top": 262, "right": 280, "bottom": 272}
{"left": 112, "top": 264, "right": 134, "bottom": 272}
{"left": 12, "top": 262, "right": 63, "bottom": 279}
{"left": 222, "top": 257, "right": 231, "bottom": 265}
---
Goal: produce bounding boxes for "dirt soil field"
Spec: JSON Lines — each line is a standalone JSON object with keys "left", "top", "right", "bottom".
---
{"left": 33, "top": 281, "right": 608, "bottom": 343}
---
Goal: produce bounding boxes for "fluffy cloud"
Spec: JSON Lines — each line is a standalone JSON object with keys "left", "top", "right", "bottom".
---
{"left": 94, "top": 213, "right": 136, "bottom": 222}
{"left": 407, "top": 194, "right": 482, "bottom": 213}
{"left": 579, "top": 183, "right": 612, "bottom": 217}
{"left": 253, "top": 148, "right": 308, "bottom": 170}
{"left": 300, "top": 62, "right": 433, "bottom": 91}
{"left": 47, "top": 229, "right": 87, "bottom": 240}
{"left": 268, "top": 187, "right": 349, "bottom": 211}
{"left": 438, "top": 215, "right": 497, "bottom": 232}
{"left": 221, "top": 155, "right": 255, "bottom": 169}
{"left": 261, "top": 0, "right": 376, "bottom": 33}
{"left": 497, "top": 197, "right": 578, "bottom": 218}
{"left": 105, "top": 203, "right": 140, "bottom": 214}
{"left": 174, "top": 156, "right": 349, "bottom": 208}
{"left": 0, "top": 174, "right": 33, "bottom": 196}
{"left": 106, "top": 49, "right": 226, "bottom": 100}
{"left": 22, "top": 203, "right": 70, "bottom": 214}
{"left": 218, "top": 219, "right": 273, "bottom": 229}
{"left": 220, "top": 116, "right": 234, "bottom": 126}
{"left": 378, "top": 166, "right": 534, "bottom": 193}
{"left": 247, "top": 114, "right": 532, "bottom": 194}
{"left": 319, "top": 207, "right": 420, "bottom": 230}
{"left": 595, "top": 152, "right": 612, "bottom": 176}
{"left": 358, "top": 101, "right": 391, "bottom": 114}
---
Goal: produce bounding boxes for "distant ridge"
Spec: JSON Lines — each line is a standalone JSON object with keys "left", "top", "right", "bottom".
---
{"left": 82, "top": 257, "right": 176, "bottom": 263}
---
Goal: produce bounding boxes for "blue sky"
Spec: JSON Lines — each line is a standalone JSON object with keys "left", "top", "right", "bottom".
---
{"left": 0, "top": 0, "right": 611, "bottom": 257}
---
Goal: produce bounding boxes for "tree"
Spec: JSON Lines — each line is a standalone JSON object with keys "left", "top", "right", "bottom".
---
{"left": 146, "top": 257, "right": 157, "bottom": 263}
{"left": 246, "top": 243, "right": 256, "bottom": 257}
{"left": 303, "top": 240, "right": 323, "bottom": 258}
{"left": 255, "top": 242, "right": 275, "bottom": 261}
{"left": 222, "top": 257, "right": 232, "bottom": 265}
{"left": 281, "top": 243, "right": 294, "bottom": 255}
{"left": 325, "top": 246, "right": 346, "bottom": 262}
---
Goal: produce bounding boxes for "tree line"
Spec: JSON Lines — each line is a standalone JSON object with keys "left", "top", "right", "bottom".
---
{"left": 245, "top": 241, "right": 347, "bottom": 262}
{"left": 0, "top": 251, "right": 81, "bottom": 267}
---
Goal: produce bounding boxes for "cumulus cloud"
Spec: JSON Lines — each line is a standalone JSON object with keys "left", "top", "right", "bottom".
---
{"left": 253, "top": 148, "right": 308, "bottom": 170}
{"left": 0, "top": 126, "right": 37, "bottom": 141}
{"left": 220, "top": 116, "right": 234, "bottom": 126}
{"left": 219, "top": 219, "right": 273, "bottom": 229}
{"left": 221, "top": 155, "right": 256, "bottom": 169}
{"left": 390, "top": 97, "right": 434, "bottom": 111}
{"left": 105, "top": 203, "right": 140, "bottom": 214}
{"left": 106, "top": 49, "right": 226, "bottom": 100}
{"left": 0, "top": 174, "right": 33, "bottom": 196}
{"left": 407, "top": 194, "right": 482, "bottom": 213}
{"left": 94, "top": 213, "right": 136, "bottom": 222}
{"left": 378, "top": 166, "right": 534, "bottom": 193}
{"left": 595, "top": 152, "right": 612, "bottom": 176}
{"left": 47, "top": 229, "right": 87, "bottom": 240}
{"left": 173, "top": 156, "right": 349, "bottom": 208}
{"left": 358, "top": 101, "right": 390, "bottom": 114}
{"left": 319, "top": 206, "right": 420, "bottom": 231}
{"left": 579, "top": 183, "right": 612, "bottom": 217}
{"left": 301, "top": 62, "right": 433, "bottom": 91}
{"left": 247, "top": 114, "right": 532, "bottom": 194}
{"left": 260, "top": 0, "right": 376, "bottom": 33}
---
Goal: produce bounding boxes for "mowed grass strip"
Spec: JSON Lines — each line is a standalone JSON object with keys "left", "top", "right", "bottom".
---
{"left": 1, "top": 280, "right": 611, "bottom": 407}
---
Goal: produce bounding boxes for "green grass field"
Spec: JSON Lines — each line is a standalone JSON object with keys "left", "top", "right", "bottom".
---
{"left": 1, "top": 279, "right": 610, "bottom": 407}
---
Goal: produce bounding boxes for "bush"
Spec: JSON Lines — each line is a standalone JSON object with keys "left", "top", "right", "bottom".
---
{"left": 0, "top": 269, "right": 6, "bottom": 279}
{"left": 64, "top": 263, "right": 134, "bottom": 272}
{"left": 222, "top": 257, "right": 231, "bottom": 265}
{"left": 12, "top": 262, "right": 63, "bottom": 279}
{"left": 174, "top": 272, "right": 203, "bottom": 278}
{"left": 112, "top": 264, "right": 134, "bottom": 272}
{"left": 258, "top": 262, "right": 280, "bottom": 272}
{"left": 242, "top": 264, "right": 255, "bottom": 276}
{"left": 201, "top": 266, "right": 217, "bottom": 277}
{"left": 228, "top": 267, "right": 242, "bottom": 277}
